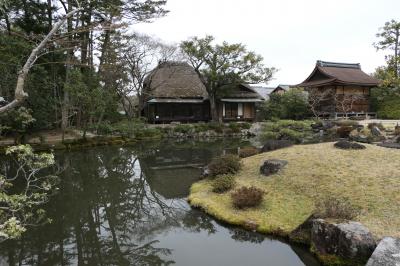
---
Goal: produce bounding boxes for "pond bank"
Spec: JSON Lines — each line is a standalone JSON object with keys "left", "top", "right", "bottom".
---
{"left": 188, "top": 142, "right": 400, "bottom": 265}
{"left": 0, "top": 125, "right": 255, "bottom": 153}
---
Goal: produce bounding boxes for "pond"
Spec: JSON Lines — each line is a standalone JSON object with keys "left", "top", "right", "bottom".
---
{"left": 0, "top": 139, "right": 320, "bottom": 266}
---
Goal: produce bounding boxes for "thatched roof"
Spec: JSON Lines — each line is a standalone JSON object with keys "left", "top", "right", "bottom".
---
{"left": 296, "top": 60, "right": 380, "bottom": 88}
{"left": 143, "top": 62, "right": 208, "bottom": 101}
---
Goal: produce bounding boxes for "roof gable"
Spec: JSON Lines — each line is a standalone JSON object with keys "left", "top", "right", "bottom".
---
{"left": 297, "top": 60, "right": 380, "bottom": 87}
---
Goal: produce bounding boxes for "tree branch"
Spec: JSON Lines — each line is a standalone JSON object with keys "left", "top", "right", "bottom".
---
{"left": 0, "top": 6, "right": 83, "bottom": 114}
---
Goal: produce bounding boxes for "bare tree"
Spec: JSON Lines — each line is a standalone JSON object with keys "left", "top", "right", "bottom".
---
{"left": 0, "top": 6, "right": 83, "bottom": 114}
{"left": 307, "top": 88, "right": 335, "bottom": 118}
{"left": 120, "top": 33, "right": 179, "bottom": 118}
{"left": 334, "top": 93, "right": 366, "bottom": 117}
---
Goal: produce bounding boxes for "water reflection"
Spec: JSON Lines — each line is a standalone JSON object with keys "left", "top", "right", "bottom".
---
{"left": 0, "top": 139, "right": 320, "bottom": 266}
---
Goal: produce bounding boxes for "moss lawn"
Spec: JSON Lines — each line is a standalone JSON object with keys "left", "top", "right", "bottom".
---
{"left": 188, "top": 142, "right": 400, "bottom": 239}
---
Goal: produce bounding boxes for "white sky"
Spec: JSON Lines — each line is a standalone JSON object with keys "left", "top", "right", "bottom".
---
{"left": 134, "top": 0, "right": 400, "bottom": 87}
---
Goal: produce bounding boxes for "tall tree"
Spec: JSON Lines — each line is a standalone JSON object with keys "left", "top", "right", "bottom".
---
{"left": 181, "top": 36, "right": 276, "bottom": 122}
{"left": 374, "top": 19, "right": 400, "bottom": 78}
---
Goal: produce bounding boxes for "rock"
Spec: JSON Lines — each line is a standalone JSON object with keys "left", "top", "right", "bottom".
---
{"left": 249, "top": 122, "right": 262, "bottom": 135}
{"left": 349, "top": 129, "right": 372, "bottom": 143}
{"left": 260, "top": 159, "right": 288, "bottom": 176}
{"left": 334, "top": 140, "right": 366, "bottom": 150}
{"left": 311, "top": 219, "right": 376, "bottom": 262}
{"left": 395, "top": 125, "right": 400, "bottom": 136}
{"left": 261, "top": 140, "right": 293, "bottom": 153}
{"left": 202, "top": 166, "right": 209, "bottom": 177}
{"left": 377, "top": 142, "right": 400, "bottom": 149}
{"left": 371, "top": 126, "right": 385, "bottom": 138}
{"left": 289, "top": 214, "right": 317, "bottom": 244}
{"left": 366, "top": 237, "right": 400, "bottom": 266}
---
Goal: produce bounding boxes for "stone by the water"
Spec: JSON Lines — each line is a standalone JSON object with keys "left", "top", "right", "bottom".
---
{"left": 259, "top": 159, "right": 288, "bottom": 176}
{"left": 366, "top": 237, "right": 400, "bottom": 266}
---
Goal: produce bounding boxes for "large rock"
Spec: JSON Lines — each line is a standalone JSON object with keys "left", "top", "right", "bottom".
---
{"left": 259, "top": 159, "right": 288, "bottom": 176}
{"left": 261, "top": 140, "right": 293, "bottom": 153}
{"left": 349, "top": 129, "right": 371, "bottom": 143}
{"left": 366, "top": 237, "right": 400, "bottom": 266}
{"left": 311, "top": 219, "right": 376, "bottom": 262}
{"left": 334, "top": 140, "right": 366, "bottom": 150}
{"left": 371, "top": 126, "right": 382, "bottom": 137}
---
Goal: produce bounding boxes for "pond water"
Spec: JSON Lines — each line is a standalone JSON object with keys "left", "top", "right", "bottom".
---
{"left": 0, "top": 139, "right": 320, "bottom": 266}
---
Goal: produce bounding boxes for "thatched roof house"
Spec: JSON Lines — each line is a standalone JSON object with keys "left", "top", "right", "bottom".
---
{"left": 143, "top": 62, "right": 208, "bottom": 102}
{"left": 142, "top": 62, "right": 263, "bottom": 123}
{"left": 296, "top": 60, "right": 380, "bottom": 118}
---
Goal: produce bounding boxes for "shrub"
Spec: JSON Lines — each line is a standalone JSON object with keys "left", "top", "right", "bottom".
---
{"left": 193, "top": 123, "right": 209, "bottom": 132}
{"left": 228, "top": 122, "right": 241, "bottom": 133}
{"left": 96, "top": 121, "right": 115, "bottom": 135}
{"left": 370, "top": 87, "right": 400, "bottom": 119}
{"left": 238, "top": 146, "right": 259, "bottom": 158}
{"left": 208, "top": 122, "right": 224, "bottom": 133}
{"left": 258, "top": 89, "right": 310, "bottom": 120}
{"left": 336, "top": 126, "right": 353, "bottom": 138}
{"left": 174, "top": 124, "right": 193, "bottom": 134}
{"left": 231, "top": 186, "right": 264, "bottom": 209}
{"left": 239, "top": 122, "right": 251, "bottom": 130}
{"left": 259, "top": 131, "right": 279, "bottom": 142}
{"left": 259, "top": 120, "right": 313, "bottom": 143}
{"left": 135, "top": 127, "right": 163, "bottom": 139}
{"left": 278, "top": 128, "right": 304, "bottom": 143}
{"left": 334, "top": 119, "right": 359, "bottom": 127}
{"left": 207, "top": 154, "right": 241, "bottom": 178}
{"left": 315, "top": 196, "right": 361, "bottom": 220}
{"left": 276, "top": 120, "right": 312, "bottom": 131}
{"left": 212, "top": 175, "right": 236, "bottom": 193}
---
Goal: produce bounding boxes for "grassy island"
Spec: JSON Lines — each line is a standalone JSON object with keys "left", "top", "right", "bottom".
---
{"left": 188, "top": 142, "right": 400, "bottom": 239}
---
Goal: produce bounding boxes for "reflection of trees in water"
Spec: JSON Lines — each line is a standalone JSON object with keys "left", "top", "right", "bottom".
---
{"left": 229, "top": 228, "right": 265, "bottom": 244}
{"left": 0, "top": 139, "right": 259, "bottom": 265}
{"left": 0, "top": 146, "right": 180, "bottom": 265}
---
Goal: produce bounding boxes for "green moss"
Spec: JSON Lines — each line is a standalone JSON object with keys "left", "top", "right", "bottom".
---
{"left": 310, "top": 244, "right": 364, "bottom": 266}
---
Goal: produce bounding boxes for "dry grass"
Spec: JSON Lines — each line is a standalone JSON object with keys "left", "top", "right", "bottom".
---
{"left": 189, "top": 142, "right": 400, "bottom": 238}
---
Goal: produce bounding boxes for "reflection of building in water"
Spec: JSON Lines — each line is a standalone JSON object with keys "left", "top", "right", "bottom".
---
{"left": 139, "top": 145, "right": 212, "bottom": 199}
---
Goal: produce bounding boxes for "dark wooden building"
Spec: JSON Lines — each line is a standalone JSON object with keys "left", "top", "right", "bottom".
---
{"left": 296, "top": 61, "right": 380, "bottom": 118}
{"left": 142, "top": 62, "right": 263, "bottom": 123}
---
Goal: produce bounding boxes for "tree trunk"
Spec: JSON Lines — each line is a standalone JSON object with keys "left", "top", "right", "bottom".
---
{"left": 395, "top": 29, "right": 399, "bottom": 78}
{"left": 61, "top": 0, "right": 74, "bottom": 141}
{"left": 209, "top": 93, "right": 219, "bottom": 122}
{"left": 61, "top": 90, "right": 69, "bottom": 141}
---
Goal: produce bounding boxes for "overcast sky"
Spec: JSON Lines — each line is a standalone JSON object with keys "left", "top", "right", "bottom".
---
{"left": 134, "top": 0, "right": 399, "bottom": 87}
